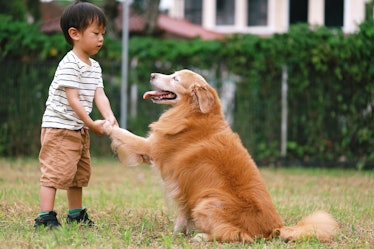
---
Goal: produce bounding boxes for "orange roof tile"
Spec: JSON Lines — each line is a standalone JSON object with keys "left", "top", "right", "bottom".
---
{"left": 157, "top": 14, "right": 223, "bottom": 40}
{"left": 40, "top": 2, "right": 223, "bottom": 40}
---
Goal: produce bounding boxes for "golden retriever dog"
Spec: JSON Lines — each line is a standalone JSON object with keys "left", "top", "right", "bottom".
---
{"left": 104, "top": 69, "right": 339, "bottom": 243}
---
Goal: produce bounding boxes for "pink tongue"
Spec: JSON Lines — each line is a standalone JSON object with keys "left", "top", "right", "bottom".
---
{"left": 143, "top": 91, "right": 163, "bottom": 99}
{"left": 143, "top": 91, "right": 154, "bottom": 99}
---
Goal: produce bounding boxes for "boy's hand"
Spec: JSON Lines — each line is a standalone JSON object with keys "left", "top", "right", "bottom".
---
{"left": 90, "top": 120, "right": 106, "bottom": 135}
{"left": 106, "top": 115, "right": 119, "bottom": 127}
{"left": 103, "top": 120, "right": 113, "bottom": 135}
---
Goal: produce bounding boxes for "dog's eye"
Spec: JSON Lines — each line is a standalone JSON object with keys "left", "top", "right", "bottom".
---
{"left": 172, "top": 76, "right": 179, "bottom": 82}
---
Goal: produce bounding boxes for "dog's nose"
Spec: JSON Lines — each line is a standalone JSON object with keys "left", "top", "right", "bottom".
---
{"left": 150, "top": 73, "right": 156, "bottom": 80}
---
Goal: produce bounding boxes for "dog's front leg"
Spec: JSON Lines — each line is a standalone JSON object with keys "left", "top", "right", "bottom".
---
{"left": 104, "top": 124, "right": 150, "bottom": 155}
{"left": 173, "top": 207, "right": 194, "bottom": 235}
{"left": 104, "top": 124, "right": 151, "bottom": 166}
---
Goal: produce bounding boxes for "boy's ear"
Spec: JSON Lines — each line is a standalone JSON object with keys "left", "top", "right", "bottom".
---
{"left": 68, "top": 27, "right": 80, "bottom": 42}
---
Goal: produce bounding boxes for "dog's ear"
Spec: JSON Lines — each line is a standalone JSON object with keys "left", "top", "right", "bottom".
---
{"left": 191, "top": 84, "right": 215, "bottom": 113}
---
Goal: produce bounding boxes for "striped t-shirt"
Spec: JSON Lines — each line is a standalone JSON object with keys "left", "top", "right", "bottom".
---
{"left": 42, "top": 51, "right": 104, "bottom": 130}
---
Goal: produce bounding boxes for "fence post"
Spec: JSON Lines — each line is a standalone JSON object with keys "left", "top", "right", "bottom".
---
{"left": 120, "top": 0, "right": 130, "bottom": 128}
{"left": 281, "top": 65, "right": 288, "bottom": 157}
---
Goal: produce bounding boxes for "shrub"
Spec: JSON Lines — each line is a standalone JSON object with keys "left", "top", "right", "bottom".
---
{"left": 1, "top": 16, "right": 373, "bottom": 166}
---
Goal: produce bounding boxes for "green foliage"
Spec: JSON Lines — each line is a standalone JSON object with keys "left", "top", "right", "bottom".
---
{"left": 0, "top": 15, "right": 70, "bottom": 60}
{"left": 0, "top": 18, "right": 373, "bottom": 166}
{"left": 365, "top": 0, "right": 374, "bottom": 20}
{"left": 25, "top": 0, "right": 42, "bottom": 22}
{"left": 0, "top": 60, "right": 55, "bottom": 155}
{"left": 0, "top": 0, "right": 26, "bottom": 21}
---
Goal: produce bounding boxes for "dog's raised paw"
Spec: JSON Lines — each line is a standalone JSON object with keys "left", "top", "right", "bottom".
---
{"left": 103, "top": 121, "right": 112, "bottom": 134}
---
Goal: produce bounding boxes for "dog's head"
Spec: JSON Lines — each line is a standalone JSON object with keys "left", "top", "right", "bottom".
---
{"left": 143, "top": 69, "right": 218, "bottom": 113}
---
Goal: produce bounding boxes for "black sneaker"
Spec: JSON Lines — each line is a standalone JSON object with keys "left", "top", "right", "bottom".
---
{"left": 66, "top": 208, "right": 95, "bottom": 226}
{"left": 34, "top": 211, "right": 61, "bottom": 229}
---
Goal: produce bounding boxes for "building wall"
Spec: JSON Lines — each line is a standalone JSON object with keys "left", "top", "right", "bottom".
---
{"left": 308, "top": 0, "right": 324, "bottom": 26}
{"left": 343, "top": 0, "right": 369, "bottom": 33}
{"left": 170, "top": 0, "right": 370, "bottom": 35}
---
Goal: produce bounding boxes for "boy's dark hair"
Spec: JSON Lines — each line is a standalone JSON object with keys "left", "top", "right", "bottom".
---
{"left": 60, "top": 1, "right": 106, "bottom": 45}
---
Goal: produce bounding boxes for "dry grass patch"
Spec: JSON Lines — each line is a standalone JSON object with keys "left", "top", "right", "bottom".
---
{"left": 0, "top": 158, "right": 373, "bottom": 248}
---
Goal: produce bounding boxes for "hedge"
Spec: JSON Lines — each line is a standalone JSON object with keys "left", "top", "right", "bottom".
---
{"left": 1, "top": 14, "right": 373, "bottom": 168}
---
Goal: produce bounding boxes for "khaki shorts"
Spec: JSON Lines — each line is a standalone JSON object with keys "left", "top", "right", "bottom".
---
{"left": 39, "top": 128, "right": 91, "bottom": 190}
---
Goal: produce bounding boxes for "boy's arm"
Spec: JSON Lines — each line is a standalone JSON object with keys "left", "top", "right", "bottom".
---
{"left": 94, "top": 87, "right": 118, "bottom": 127}
{"left": 65, "top": 87, "right": 105, "bottom": 135}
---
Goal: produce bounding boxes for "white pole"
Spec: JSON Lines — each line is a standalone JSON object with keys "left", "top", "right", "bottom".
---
{"left": 281, "top": 65, "right": 288, "bottom": 157}
{"left": 120, "top": 0, "right": 130, "bottom": 128}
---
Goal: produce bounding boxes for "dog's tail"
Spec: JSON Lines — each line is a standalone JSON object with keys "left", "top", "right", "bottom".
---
{"left": 273, "top": 211, "right": 339, "bottom": 242}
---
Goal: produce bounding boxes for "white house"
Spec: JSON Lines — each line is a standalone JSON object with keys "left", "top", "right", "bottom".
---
{"left": 169, "top": 0, "right": 371, "bottom": 35}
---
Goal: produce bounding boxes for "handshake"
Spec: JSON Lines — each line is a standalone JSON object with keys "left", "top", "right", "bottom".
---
{"left": 103, "top": 121, "right": 151, "bottom": 167}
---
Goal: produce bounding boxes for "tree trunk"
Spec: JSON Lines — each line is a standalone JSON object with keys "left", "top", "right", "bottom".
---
{"left": 143, "top": 0, "right": 161, "bottom": 35}
{"left": 104, "top": 0, "right": 120, "bottom": 39}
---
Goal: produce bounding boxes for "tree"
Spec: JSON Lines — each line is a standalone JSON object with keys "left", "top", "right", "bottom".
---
{"left": 0, "top": 0, "right": 26, "bottom": 21}
{"left": 365, "top": 0, "right": 374, "bottom": 20}
{"left": 132, "top": 0, "right": 161, "bottom": 35}
{"left": 143, "top": 0, "right": 161, "bottom": 35}
{"left": 25, "top": 0, "right": 41, "bottom": 23}
{"left": 104, "top": 0, "right": 120, "bottom": 39}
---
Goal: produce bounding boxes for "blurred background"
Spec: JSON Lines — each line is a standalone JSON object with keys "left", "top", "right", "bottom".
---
{"left": 0, "top": 0, "right": 373, "bottom": 169}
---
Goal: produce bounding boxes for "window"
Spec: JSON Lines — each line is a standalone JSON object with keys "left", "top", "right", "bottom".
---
{"left": 289, "top": 0, "right": 308, "bottom": 24}
{"left": 247, "top": 0, "right": 268, "bottom": 26}
{"left": 216, "top": 0, "right": 235, "bottom": 25}
{"left": 184, "top": 0, "right": 203, "bottom": 25}
{"left": 325, "top": 0, "right": 344, "bottom": 27}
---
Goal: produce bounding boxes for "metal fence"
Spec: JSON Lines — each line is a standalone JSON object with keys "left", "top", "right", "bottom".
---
{"left": 1, "top": 60, "right": 373, "bottom": 169}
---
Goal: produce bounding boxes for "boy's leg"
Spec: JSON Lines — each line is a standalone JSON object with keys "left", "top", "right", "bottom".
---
{"left": 35, "top": 128, "right": 65, "bottom": 229}
{"left": 66, "top": 128, "right": 94, "bottom": 226}
{"left": 35, "top": 186, "right": 61, "bottom": 228}
{"left": 66, "top": 186, "right": 94, "bottom": 226}
{"left": 67, "top": 186, "right": 82, "bottom": 210}
{"left": 40, "top": 186, "right": 57, "bottom": 211}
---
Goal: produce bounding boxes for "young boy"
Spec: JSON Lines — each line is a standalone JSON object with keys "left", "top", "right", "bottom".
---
{"left": 34, "top": 1, "right": 118, "bottom": 229}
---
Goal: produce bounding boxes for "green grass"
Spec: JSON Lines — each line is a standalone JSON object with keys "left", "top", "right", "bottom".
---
{"left": 0, "top": 157, "right": 373, "bottom": 248}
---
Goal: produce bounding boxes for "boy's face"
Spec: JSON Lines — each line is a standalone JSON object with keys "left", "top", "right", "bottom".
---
{"left": 73, "top": 21, "right": 105, "bottom": 56}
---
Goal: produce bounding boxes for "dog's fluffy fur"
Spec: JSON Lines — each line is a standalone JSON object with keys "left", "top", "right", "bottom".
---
{"left": 104, "top": 69, "right": 339, "bottom": 243}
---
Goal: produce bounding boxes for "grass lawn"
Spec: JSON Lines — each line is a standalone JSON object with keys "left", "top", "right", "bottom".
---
{"left": 0, "top": 157, "right": 373, "bottom": 248}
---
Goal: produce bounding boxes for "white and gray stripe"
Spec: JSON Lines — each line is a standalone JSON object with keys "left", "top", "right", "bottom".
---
{"left": 42, "top": 51, "right": 103, "bottom": 130}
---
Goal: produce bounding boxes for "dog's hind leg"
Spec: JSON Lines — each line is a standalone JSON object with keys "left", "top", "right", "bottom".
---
{"left": 192, "top": 198, "right": 254, "bottom": 243}
{"left": 191, "top": 224, "right": 253, "bottom": 243}
{"left": 173, "top": 207, "right": 194, "bottom": 235}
